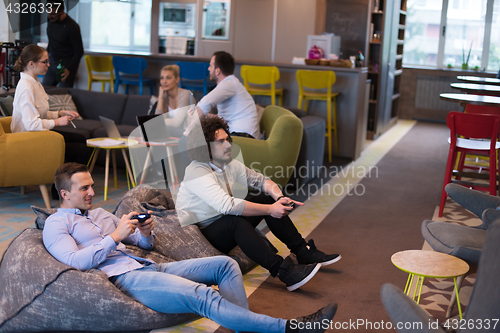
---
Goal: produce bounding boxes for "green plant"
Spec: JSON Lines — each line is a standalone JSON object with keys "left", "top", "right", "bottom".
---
{"left": 447, "top": 63, "right": 453, "bottom": 68}
{"left": 463, "top": 41, "right": 473, "bottom": 66}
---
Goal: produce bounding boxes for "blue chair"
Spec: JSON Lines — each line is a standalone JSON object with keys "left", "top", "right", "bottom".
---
{"left": 112, "top": 56, "right": 154, "bottom": 95}
{"left": 176, "top": 61, "right": 216, "bottom": 96}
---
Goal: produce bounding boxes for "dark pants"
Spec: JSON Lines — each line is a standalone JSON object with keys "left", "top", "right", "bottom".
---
{"left": 200, "top": 191, "right": 306, "bottom": 276}
{"left": 42, "top": 57, "right": 78, "bottom": 88}
{"left": 51, "top": 129, "right": 89, "bottom": 165}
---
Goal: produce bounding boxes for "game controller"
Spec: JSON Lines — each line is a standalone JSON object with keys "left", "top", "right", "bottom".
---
{"left": 132, "top": 213, "right": 151, "bottom": 224}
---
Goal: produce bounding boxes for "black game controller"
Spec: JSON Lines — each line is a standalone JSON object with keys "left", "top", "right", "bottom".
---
{"left": 132, "top": 213, "right": 151, "bottom": 224}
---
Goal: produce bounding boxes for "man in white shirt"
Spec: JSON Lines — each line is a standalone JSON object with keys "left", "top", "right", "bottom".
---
{"left": 176, "top": 117, "right": 341, "bottom": 292}
{"left": 190, "top": 51, "right": 260, "bottom": 139}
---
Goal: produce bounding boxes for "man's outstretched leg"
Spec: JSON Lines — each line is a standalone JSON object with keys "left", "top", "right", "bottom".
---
{"left": 111, "top": 256, "right": 337, "bottom": 332}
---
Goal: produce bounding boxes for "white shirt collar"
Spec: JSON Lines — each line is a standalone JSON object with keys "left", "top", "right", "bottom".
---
{"left": 209, "top": 161, "right": 226, "bottom": 173}
{"left": 20, "top": 72, "right": 39, "bottom": 84}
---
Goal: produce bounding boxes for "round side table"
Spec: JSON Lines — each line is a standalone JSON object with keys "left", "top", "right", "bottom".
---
{"left": 391, "top": 250, "right": 469, "bottom": 319}
{"left": 86, "top": 138, "right": 138, "bottom": 200}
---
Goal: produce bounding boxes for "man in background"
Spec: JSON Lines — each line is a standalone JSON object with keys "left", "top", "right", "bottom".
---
{"left": 42, "top": 0, "right": 84, "bottom": 88}
{"left": 188, "top": 51, "right": 260, "bottom": 139}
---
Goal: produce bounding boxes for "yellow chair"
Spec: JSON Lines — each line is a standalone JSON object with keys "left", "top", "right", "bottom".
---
{"left": 85, "top": 55, "right": 115, "bottom": 92}
{"left": 296, "top": 69, "right": 339, "bottom": 163}
{"left": 241, "top": 65, "right": 283, "bottom": 106}
{"left": 0, "top": 117, "right": 65, "bottom": 208}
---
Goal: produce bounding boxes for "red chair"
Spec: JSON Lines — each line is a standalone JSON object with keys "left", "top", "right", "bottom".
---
{"left": 465, "top": 103, "right": 500, "bottom": 115}
{"left": 439, "top": 112, "right": 500, "bottom": 217}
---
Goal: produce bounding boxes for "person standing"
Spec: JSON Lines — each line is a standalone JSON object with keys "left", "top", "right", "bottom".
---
{"left": 42, "top": 0, "right": 84, "bottom": 88}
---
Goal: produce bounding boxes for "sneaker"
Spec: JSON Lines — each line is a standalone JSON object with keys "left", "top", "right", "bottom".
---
{"left": 278, "top": 256, "right": 321, "bottom": 291}
{"left": 295, "top": 239, "right": 341, "bottom": 266}
{"left": 289, "top": 302, "right": 338, "bottom": 333}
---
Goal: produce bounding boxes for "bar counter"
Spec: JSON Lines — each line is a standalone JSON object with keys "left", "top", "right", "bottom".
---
{"left": 80, "top": 51, "right": 369, "bottom": 160}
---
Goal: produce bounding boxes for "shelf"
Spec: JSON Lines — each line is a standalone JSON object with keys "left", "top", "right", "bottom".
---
{"left": 392, "top": 93, "right": 401, "bottom": 100}
{"left": 400, "top": 10, "right": 407, "bottom": 15}
{"left": 399, "top": 24, "right": 405, "bottom": 30}
{"left": 394, "top": 69, "right": 403, "bottom": 76}
{"left": 397, "top": 39, "right": 405, "bottom": 45}
{"left": 395, "top": 54, "right": 403, "bottom": 60}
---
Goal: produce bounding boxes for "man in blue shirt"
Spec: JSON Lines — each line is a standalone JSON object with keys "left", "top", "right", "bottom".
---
{"left": 43, "top": 162, "right": 337, "bottom": 333}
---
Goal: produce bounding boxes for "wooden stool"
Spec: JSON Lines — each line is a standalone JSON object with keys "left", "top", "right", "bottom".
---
{"left": 87, "top": 138, "right": 138, "bottom": 200}
{"left": 391, "top": 250, "right": 469, "bottom": 319}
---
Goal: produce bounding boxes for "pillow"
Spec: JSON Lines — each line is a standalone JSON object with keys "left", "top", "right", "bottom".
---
{"left": 48, "top": 94, "right": 83, "bottom": 119}
{"left": 31, "top": 206, "right": 58, "bottom": 230}
{"left": 0, "top": 95, "right": 14, "bottom": 117}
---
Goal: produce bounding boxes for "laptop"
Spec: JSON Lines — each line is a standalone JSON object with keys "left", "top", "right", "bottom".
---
{"left": 136, "top": 114, "right": 180, "bottom": 144}
{"left": 99, "top": 116, "right": 123, "bottom": 138}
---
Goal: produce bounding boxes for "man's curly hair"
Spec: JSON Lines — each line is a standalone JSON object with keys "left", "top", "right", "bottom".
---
{"left": 187, "top": 116, "right": 232, "bottom": 162}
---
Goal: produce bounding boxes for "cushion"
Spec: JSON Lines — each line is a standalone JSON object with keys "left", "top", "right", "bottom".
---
{"left": 0, "top": 96, "right": 14, "bottom": 117}
{"left": 69, "top": 89, "right": 127, "bottom": 121}
{"left": 121, "top": 95, "right": 152, "bottom": 126}
{"left": 31, "top": 205, "right": 57, "bottom": 230}
{"left": 48, "top": 94, "right": 83, "bottom": 120}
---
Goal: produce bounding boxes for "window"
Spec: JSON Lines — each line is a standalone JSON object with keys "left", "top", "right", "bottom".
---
{"left": 90, "top": 0, "right": 151, "bottom": 52}
{"left": 403, "top": 0, "right": 443, "bottom": 66}
{"left": 404, "top": 0, "right": 499, "bottom": 71}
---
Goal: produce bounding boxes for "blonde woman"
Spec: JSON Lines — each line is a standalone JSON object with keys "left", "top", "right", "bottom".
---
{"left": 151, "top": 65, "right": 195, "bottom": 135}
{"left": 11, "top": 44, "right": 79, "bottom": 133}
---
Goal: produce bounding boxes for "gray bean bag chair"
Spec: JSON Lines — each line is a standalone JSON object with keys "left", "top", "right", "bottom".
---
{"left": 0, "top": 185, "right": 276, "bottom": 332}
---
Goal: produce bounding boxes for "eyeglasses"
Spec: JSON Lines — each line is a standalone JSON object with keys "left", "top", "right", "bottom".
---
{"left": 37, "top": 60, "right": 50, "bottom": 65}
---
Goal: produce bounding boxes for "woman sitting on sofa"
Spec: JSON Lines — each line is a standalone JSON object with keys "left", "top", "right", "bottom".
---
{"left": 10, "top": 44, "right": 79, "bottom": 133}
{"left": 150, "top": 65, "right": 196, "bottom": 136}
{"left": 11, "top": 44, "right": 88, "bottom": 171}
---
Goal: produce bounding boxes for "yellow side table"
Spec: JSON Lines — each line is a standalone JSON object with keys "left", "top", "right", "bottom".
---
{"left": 391, "top": 250, "right": 469, "bottom": 319}
{"left": 86, "top": 138, "right": 138, "bottom": 200}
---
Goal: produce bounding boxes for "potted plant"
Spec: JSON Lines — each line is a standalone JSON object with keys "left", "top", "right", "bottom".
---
{"left": 462, "top": 42, "right": 472, "bottom": 70}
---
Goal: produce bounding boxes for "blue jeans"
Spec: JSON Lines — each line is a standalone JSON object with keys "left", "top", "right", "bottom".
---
{"left": 111, "top": 256, "right": 286, "bottom": 333}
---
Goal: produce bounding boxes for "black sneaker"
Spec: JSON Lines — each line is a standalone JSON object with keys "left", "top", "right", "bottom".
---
{"left": 289, "top": 302, "right": 338, "bottom": 333}
{"left": 278, "top": 256, "right": 321, "bottom": 291}
{"left": 295, "top": 239, "right": 341, "bottom": 266}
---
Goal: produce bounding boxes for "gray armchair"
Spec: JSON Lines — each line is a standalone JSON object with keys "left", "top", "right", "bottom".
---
{"left": 381, "top": 220, "right": 500, "bottom": 333}
{"left": 421, "top": 184, "right": 500, "bottom": 317}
